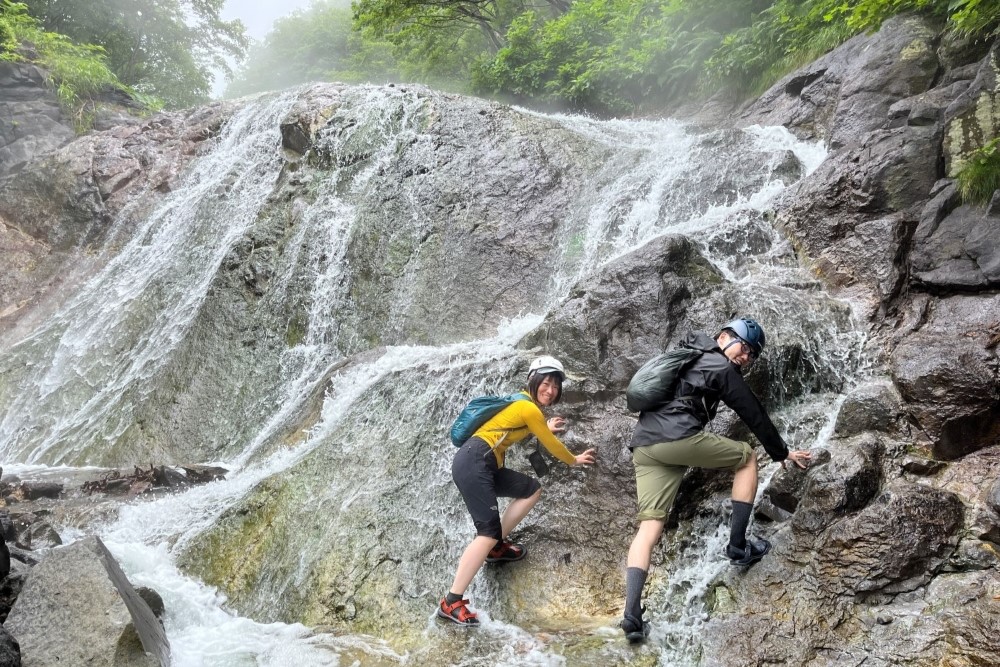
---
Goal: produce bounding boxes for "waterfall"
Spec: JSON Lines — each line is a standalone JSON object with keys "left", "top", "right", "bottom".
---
{"left": 0, "top": 84, "right": 869, "bottom": 666}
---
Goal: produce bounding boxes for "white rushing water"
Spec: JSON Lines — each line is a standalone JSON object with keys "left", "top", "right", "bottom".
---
{"left": 0, "top": 85, "right": 870, "bottom": 665}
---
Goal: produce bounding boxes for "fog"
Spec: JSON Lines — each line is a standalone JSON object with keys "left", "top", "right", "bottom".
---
{"left": 214, "top": 0, "right": 352, "bottom": 97}
{"left": 222, "top": 0, "right": 338, "bottom": 40}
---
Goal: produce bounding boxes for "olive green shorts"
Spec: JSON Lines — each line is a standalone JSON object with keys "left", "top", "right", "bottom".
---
{"left": 632, "top": 431, "right": 753, "bottom": 522}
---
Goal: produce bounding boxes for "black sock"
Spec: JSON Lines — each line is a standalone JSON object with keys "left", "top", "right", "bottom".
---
{"left": 624, "top": 567, "right": 647, "bottom": 620}
{"left": 730, "top": 500, "right": 754, "bottom": 551}
{"left": 445, "top": 591, "right": 463, "bottom": 604}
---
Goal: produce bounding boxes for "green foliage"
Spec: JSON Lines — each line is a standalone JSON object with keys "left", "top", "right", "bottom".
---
{"left": 1, "top": 0, "right": 126, "bottom": 130}
{"left": 473, "top": 0, "right": 765, "bottom": 114}
{"left": 948, "top": 0, "right": 1000, "bottom": 37}
{"left": 20, "top": 0, "right": 248, "bottom": 109}
{"left": 956, "top": 137, "right": 1000, "bottom": 206}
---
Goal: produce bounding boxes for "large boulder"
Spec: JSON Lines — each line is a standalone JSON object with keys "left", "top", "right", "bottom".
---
{"left": 4, "top": 536, "right": 169, "bottom": 667}
{"left": 833, "top": 379, "right": 906, "bottom": 438}
{"left": 811, "top": 481, "right": 964, "bottom": 595}
{"left": 521, "top": 233, "right": 722, "bottom": 391}
{"left": 786, "top": 435, "right": 884, "bottom": 536}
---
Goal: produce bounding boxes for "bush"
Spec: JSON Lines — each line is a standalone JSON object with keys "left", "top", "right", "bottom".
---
{"left": 956, "top": 137, "right": 1000, "bottom": 206}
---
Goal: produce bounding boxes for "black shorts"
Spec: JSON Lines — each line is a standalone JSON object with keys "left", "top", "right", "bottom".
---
{"left": 452, "top": 437, "right": 541, "bottom": 540}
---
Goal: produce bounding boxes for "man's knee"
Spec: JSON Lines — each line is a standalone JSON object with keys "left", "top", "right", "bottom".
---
{"left": 737, "top": 448, "right": 757, "bottom": 469}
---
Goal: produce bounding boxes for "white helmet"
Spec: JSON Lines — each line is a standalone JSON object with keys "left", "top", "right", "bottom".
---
{"left": 527, "top": 355, "right": 565, "bottom": 381}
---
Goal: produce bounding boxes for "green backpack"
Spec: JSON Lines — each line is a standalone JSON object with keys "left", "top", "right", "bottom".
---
{"left": 625, "top": 346, "right": 703, "bottom": 412}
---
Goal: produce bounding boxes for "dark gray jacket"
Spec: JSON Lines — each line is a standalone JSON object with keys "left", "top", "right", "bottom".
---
{"left": 629, "top": 331, "right": 790, "bottom": 461}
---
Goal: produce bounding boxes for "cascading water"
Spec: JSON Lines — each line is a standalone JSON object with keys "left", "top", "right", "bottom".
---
{"left": 0, "top": 84, "right": 869, "bottom": 666}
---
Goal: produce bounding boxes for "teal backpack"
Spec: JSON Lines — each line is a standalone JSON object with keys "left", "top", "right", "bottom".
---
{"left": 450, "top": 393, "right": 530, "bottom": 447}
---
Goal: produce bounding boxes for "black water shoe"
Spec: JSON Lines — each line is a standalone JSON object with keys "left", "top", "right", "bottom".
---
{"left": 620, "top": 613, "right": 649, "bottom": 644}
{"left": 726, "top": 537, "right": 771, "bottom": 566}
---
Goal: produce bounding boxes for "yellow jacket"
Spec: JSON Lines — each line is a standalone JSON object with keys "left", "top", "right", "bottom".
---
{"left": 473, "top": 391, "right": 576, "bottom": 467}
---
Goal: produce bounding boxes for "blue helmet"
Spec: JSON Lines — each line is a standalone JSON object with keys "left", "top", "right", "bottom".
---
{"left": 721, "top": 317, "right": 766, "bottom": 357}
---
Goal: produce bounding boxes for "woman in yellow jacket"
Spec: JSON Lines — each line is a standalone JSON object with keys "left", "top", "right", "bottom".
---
{"left": 437, "top": 356, "right": 597, "bottom": 626}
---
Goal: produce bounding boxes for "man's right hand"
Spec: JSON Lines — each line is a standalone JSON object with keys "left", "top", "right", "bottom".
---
{"left": 575, "top": 448, "right": 597, "bottom": 466}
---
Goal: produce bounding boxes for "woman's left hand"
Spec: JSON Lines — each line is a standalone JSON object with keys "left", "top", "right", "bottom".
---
{"left": 547, "top": 417, "right": 567, "bottom": 434}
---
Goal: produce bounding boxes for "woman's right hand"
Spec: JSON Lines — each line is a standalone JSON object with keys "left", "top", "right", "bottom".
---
{"left": 574, "top": 448, "right": 596, "bottom": 466}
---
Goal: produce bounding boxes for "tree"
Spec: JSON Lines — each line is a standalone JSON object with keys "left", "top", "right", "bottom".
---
{"left": 353, "top": 0, "right": 567, "bottom": 54}
{"left": 21, "top": 0, "right": 248, "bottom": 108}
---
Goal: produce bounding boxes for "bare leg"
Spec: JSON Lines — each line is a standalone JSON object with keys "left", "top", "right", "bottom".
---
{"left": 627, "top": 519, "right": 665, "bottom": 570}
{"left": 448, "top": 536, "right": 498, "bottom": 596}
{"left": 623, "top": 519, "right": 664, "bottom": 630}
{"left": 500, "top": 487, "right": 542, "bottom": 539}
{"left": 731, "top": 450, "right": 758, "bottom": 503}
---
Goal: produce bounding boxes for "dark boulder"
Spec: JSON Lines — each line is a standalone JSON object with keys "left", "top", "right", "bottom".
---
{"left": 0, "top": 624, "right": 19, "bottom": 667}
{"left": 834, "top": 379, "right": 906, "bottom": 438}
{"left": 521, "top": 233, "right": 721, "bottom": 391}
{"left": 890, "top": 295, "right": 1000, "bottom": 459}
{"left": 789, "top": 435, "right": 884, "bottom": 536}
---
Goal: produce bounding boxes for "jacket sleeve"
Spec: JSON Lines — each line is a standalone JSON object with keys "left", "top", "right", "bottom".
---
{"left": 520, "top": 402, "right": 577, "bottom": 465}
{"left": 715, "top": 366, "right": 789, "bottom": 461}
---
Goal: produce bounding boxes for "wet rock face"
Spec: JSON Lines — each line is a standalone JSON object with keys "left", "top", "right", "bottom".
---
{"left": 0, "top": 62, "right": 75, "bottom": 179}
{"left": 911, "top": 185, "right": 1000, "bottom": 289}
{"left": 813, "top": 481, "right": 964, "bottom": 595}
{"left": 890, "top": 294, "right": 1000, "bottom": 459}
{"left": 739, "top": 15, "right": 942, "bottom": 147}
{"left": 0, "top": 101, "right": 235, "bottom": 337}
{"left": 943, "top": 43, "right": 1000, "bottom": 175}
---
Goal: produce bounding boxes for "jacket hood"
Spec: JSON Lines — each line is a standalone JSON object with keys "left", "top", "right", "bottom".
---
{"left": 683, "top": 331, "right": 722, "bottom": 353}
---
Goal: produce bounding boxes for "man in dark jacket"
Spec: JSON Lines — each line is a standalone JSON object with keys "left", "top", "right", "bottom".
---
{"left": 620, "top": 317, "right": 812, "bottom": 643}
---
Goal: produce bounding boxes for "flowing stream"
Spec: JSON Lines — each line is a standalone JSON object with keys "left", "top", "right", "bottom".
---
{"left": 0, "top": 86, "right": 868, "bottom": 666}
